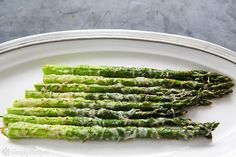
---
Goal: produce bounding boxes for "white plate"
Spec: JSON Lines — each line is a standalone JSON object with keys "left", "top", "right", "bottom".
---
{"left": 0, "top": 30, "right": 235, "bottom": 157}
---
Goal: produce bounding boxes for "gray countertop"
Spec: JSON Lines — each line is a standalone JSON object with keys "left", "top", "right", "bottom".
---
{"left": 0, "top": 0, "right": 236, "bottom": 51}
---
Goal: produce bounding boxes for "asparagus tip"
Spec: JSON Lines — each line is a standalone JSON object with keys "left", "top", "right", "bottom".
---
{"left": 205, "top": 133, "right": 213, "bottom": 139}
{"left": 211, "top": 122, "right": 220, "bottom": 131}
{"left": 203, "top": 122, "right": 220, "bottom": 139}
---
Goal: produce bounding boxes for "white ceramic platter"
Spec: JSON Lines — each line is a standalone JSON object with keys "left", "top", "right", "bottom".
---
{"left": 0, "top": 30, "right": 235, "bottom": 157}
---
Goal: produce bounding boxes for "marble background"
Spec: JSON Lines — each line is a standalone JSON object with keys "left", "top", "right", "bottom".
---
{"left": 0, "top": 0, "right": 236, "bottom": 51}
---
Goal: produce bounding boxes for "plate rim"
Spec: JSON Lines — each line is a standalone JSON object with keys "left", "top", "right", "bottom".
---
{"left": 0, "top": 29, "right": 235, "bottom": 64}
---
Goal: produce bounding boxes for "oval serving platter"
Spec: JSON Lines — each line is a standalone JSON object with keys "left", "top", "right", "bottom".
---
{"left": 0, "top": 30, "right": 236, "bottom": 157}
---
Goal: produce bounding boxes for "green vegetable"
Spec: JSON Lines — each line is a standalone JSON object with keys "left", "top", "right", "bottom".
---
{"left": 25, "top": 90, "right": 192, "bottom": 101}
{"left": 2, "top": 64, "right": 231, "bottom": 141}
{"left": 34, "top": 83, "right": 190, "bottom": 94}
{"left": 7, "top": 108, "right": 186, "bottom": 119}
{"left": 2, "top": 122, "right": 219, "bottom": 140}
{"left": 25, "top": 89, "right": 232, "bottom": 101}
{"left": 3, "top": 114, "right": 197, "bottom": 127}
{"left": 25, "top": 90, "right": 191, "bottom": 102}
{"left": 43, "top": 65, "right": 231, "bottom": 83}
{"left": 43, "top": 74, "right": 203, "bottom": 89}
{"left": 34, "top": 82, "right": 233, "bottom": 96}
{"left": 13, "top": 98, "right": 210, "bottom": 111}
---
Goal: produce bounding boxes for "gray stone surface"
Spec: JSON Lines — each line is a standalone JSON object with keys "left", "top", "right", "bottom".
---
{"left": 0, "top": 0, "right": 236, "bottom": 51}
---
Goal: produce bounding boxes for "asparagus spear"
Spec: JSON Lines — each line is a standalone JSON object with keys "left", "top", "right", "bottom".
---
{"left": 25, "top": 88, "right": 232, "bottom": 101}
{"left": 34, "top": 83, "right": 187, "bottom": 94}
{"left": 3, "top": 114, "right": 197, "bottom": 127}
{"left": 13, "top": 98, "right": 210, "bottom": 111}
{"left": 25, "top": 88, "right": 200, "bottom": 98}
{"left": 209, "top": 82, "right": 234, "bottom": 90}
{"left": 7, "top": 108, "right": 186, "bottom": 119}
{"left": 43, "top": 65, "right": 232, "bottom": 83}
{"left": 43, "top": 74, "right": 203, "bottom": 89}
{"left": 2, "top": 122, "right": 219, "bottom": 140}
{"left": 25, "top": 90, "right": 191, "bottom": 102}
{"left": 34, "top": 82, "right": 233, "bottom": 95}
{"left": 25, "top": 90, "right": 192, "bottom": 101}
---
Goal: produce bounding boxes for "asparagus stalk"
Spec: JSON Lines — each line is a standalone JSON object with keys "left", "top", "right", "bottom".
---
{"left": 13, "top": 98, "right": 210, "bottom": 111}
{"left": 34, "top": 82, "right": 233, "bottom": 95}
{"left": 25, "top": 90, "right": 192, "bottom": 101}
{"left": 25, "top": 88, "right": 232, "bottom": 101}
{"left": 25, "top": 90, "right": 193, "bottom": 103}
{"left": 34, "top": 83, "right": 232, "bottom": 97}
{"left": 34, "top": 83, "right": 187, "bottom": 94}
{"left": 43, "top": 65, "right": 232, "bottom": 83}
{"left": 7, "top": 108, "right": 186, "bottom": 119}
{"left": 3, "top": 114, "right": 197, "bottom": 127}
{"left": 43, "top": 74, "right": 203, "bottom": 89}
{"left": 2, "top": 122, "right": 219, "bottom": 140}
{"left": 25, "top": 88, "right": 199, "bottom": 98}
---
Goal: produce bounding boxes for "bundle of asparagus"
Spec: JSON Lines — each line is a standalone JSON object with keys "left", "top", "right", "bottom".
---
{"left": 2, "top": 65, "right": 234, "bottom": 141}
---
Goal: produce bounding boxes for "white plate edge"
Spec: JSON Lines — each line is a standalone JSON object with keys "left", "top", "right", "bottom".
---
{"left": 0, "top": 29, "right": 235, "bottom": 64}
